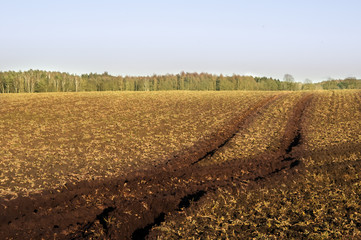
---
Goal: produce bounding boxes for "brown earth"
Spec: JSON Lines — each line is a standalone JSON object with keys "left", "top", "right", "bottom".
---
{"left": 0, "top": 93, "right": 314, "bottom": 239}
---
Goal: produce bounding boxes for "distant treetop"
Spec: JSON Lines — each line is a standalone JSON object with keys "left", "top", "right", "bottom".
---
{"left": 0, "top": 70, "right": 360, "bottom": 93}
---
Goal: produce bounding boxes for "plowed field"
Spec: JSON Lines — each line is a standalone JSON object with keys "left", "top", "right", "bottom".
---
{"left": 0, "top": 90, "right": 360, "bottom": 239}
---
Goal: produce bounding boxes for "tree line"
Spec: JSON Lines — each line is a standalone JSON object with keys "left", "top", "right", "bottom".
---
{"left": 0, "top": 70, "right": 360, "bottom": 93}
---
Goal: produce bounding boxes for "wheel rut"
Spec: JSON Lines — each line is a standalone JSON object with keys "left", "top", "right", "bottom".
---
{"left": 0, "top": 93, "right": 314, "bottom": 240}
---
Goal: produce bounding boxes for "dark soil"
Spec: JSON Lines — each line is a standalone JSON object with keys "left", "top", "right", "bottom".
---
{"left": 0, "top": 94, "right": 314, "bottom": 239}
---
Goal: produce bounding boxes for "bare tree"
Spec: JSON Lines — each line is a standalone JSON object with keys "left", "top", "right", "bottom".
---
{"left": 304, "top": 78, "right": 312, "bottom": 84}
{"left": 283, "top": 74, "right": 295, "bottom": 90}
{"left": 283, "top": 74, "right": 294, "bottom": 83}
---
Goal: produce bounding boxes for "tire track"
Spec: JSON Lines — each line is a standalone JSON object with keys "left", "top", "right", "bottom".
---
{"left": 135, "top": 93, "right": 314, "bottom": 240}
{"left": 0, "top": 93, "right": 314, "bottom": 240}
{"left": 0, "top": 95, "right": 281, "bottom": 240}
{"left": 96, "top": 93, "right": 313, "bottom": 240}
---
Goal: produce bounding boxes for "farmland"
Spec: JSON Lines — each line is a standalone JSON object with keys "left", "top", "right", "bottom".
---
{"left": 0, "top": 90, "right": 361, "bottom": 239}
{"left": 0, "top": 91, "right": 274, "bottom": 198}
{"left": 151, "top": 90, "right": 361, "bottom": 239}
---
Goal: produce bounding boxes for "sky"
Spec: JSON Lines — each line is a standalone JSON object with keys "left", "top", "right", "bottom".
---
{"left": 1, "top": 0, "right": 361, "bottom": 82}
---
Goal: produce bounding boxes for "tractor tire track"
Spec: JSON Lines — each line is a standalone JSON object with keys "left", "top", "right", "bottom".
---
{"left": 0, "top": 94, "right": 282, "bottom": 240}
{"left": 0, "top": 93, "right": 314, "bottom": 240}
{"left": 129, "top": 93, "right": 314, "bottom": 240}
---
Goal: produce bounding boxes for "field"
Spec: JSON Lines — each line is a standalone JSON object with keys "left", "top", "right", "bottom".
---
{"left": 0, "top": 90, "right": 360, "bottom": 239}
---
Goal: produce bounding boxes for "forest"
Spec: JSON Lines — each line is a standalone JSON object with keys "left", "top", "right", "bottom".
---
{"left": 1, "top": 70, "right": 361, "bottom": 93}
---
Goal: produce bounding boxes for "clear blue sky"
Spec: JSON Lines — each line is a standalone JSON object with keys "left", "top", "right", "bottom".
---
{"left": 1, "top": 0, "right": 361, "bottom": 82}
